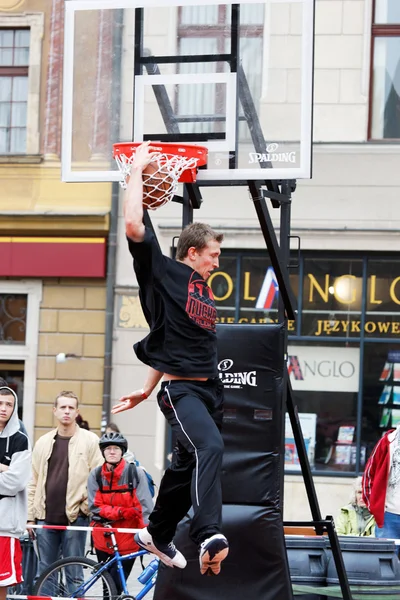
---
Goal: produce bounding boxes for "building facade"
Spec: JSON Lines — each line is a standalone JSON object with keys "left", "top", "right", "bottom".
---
{"left": 0, "top": 0, "right": 111, "bottom": 440}
{"left": 1, "top": 0, "right": 399, "bottom": 519}
{"left": 111, "top": 0, "right": 400, "bottom": 520}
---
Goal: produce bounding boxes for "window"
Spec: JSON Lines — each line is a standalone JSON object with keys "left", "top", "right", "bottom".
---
{"left": 302, "top": 258, "right": 363, "bottom": 337}
{"left": 0, "top": 281, "right": 42, "bottom": 440}
{"left": 0, "top": 293, "right": 27, "bottom": 344}
{"left": 370, "top": 0, "right": 400, "bottom": 139}
{"left": 209, "top": 250, "right": 400, "bottom": 475}
{"left": 287, "top": 341, "right": 360, "bottom": 474}
{"left": 0, "top": 29, "right": 29, "bottom": 153}
{"left": 365, "top": 260, "right": 400, "bottom": 337}
{"left": 210, "top": 253, "right": 298, "bottom": 326}
{"left": 0, "top": 361, "right": 24, "bottom": 420}
{"left": 177, "top": 5, "right": 264, "bottom": 141}
{"left": 361, "top": 343, "right": 400, "bottom": 463}
{"left": 0, "top": 14, "right": 44, "bottom": 156}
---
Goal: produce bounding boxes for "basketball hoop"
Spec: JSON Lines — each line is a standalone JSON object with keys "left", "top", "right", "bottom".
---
{"left": 112, "top": 142, "right": 208, "bottom": 210}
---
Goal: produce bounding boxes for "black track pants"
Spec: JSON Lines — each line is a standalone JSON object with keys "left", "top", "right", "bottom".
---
{"left": 148, "top": 378, "right": 224, "bottom": 546}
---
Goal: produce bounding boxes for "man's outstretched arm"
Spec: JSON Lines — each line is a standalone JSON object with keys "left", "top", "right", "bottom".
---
{"left": 111, "top": 367, "right": 164, "bottom": 414}
{"left": 124, "top": 141, "right": 160, "bottom": 243}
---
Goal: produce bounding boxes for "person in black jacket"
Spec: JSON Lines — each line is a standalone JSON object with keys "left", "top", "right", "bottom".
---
{"left": 112, "top": 142, "right": 229, "bottom": 577}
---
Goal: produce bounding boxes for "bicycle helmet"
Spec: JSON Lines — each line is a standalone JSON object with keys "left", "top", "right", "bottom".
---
{"left": 99, "top": 432, "right": 128, "bottom": 455}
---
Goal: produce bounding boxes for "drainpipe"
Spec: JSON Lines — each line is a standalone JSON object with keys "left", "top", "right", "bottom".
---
{"left": 102, "top": 9, "right": 124, "bottom": 430}
{"left": 102, "top": 181, "right": 119, "bottom": 431}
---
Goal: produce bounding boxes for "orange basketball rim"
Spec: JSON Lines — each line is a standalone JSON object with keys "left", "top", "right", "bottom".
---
{"left": 113, "top": 141, "right": 208, "bottom": 184}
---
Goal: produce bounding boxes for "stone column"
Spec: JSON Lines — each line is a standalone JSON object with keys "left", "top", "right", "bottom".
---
{"left": 42, "top": 0, "right": 64, "bottom": 160}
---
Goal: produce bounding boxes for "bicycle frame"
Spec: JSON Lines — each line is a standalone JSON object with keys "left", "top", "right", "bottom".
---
{"left": 72, "top": 530, "right": 157, "bottom": 600}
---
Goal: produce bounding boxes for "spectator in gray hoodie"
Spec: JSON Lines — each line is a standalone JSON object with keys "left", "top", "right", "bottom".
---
{"left": 0, "top": 384, "right": 31, "bottom": 600}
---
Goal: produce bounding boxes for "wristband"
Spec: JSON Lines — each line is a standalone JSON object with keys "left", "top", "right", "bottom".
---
{"left": 140, "top": 388, "right": 148, "bottom": 399}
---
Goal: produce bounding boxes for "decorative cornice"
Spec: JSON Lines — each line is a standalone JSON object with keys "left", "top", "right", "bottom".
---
{"left": 0, "top": 155, "right": 43, "bottom": 164}
{"left": 0, "top": 212, "right": 109, "bottom": 235}
{"left": 313, "top": 143, "right": 400, "bottom": 155}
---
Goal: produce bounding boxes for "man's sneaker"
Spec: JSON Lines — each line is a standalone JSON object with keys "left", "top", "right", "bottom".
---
{"left": 134, "top": 527, "right": 187, "bottom": 569}
{"left": 199, "top": 534, "right": 229, "bottom": 576}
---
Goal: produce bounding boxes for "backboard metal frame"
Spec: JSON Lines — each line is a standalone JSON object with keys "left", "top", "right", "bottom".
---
{"left": 62, "top": 0, "right": 315, "bottom": 183}
{"left": 134, "top": 73, "right": 237, "bottom": 153}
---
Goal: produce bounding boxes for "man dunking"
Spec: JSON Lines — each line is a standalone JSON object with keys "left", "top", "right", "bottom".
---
{"left": 112, "top": 141, "right": 229, "bottom": 576}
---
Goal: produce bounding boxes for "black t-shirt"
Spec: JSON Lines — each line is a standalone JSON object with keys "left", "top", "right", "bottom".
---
{"left": 127, "top": 228, "right": 218, "bottom": 377}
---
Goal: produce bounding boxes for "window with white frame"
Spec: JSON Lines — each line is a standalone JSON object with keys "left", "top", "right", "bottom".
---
{"left": 0, "top": 14, "right": 44, "bottom": 155}
{"left": 0, "top": 281, "right": 42, "bottom": 440}
{"left": 370, "top": 0, "right": 400, "bottom": 139}
{"left": 0, "top": 29, "right": 30, "bottom": 153}
{"left": 177, "top": 4, "right": 264, "bottom": 141}
{"left": 0, "top": 293, "right": 27, "bottom": 343}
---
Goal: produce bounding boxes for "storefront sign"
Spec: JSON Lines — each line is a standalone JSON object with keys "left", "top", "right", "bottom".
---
{"left": 306, "top": 274, "right": 400, "bottom": 306}
{"left": 210, "top": 270, "right": 400, "bottom": 308}
{"left": 210, "top": 261, "right": 400, "bottom": 337}
{"left": 288, "top": 345, "right": 360, "bottom": 392}
{"left": 314, "top": 319, "right": 400, "bottom": 336}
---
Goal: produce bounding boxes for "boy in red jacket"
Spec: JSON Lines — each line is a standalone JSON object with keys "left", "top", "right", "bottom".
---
{"left": 88, "top": 432, "right": 152, "bottom": 592}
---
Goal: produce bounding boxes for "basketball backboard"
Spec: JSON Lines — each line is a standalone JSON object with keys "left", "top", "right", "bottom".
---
{"left": 62, "top": 0, "right": 315, "bottom": 182}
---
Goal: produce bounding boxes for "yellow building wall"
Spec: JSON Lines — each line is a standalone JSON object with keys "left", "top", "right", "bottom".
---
{"left": 0, "top": 163, "right": 111, "bottom": 215}
{"left": 0, "top": 0, "right": 111, "bottom": 441}
{"left": 34, "top": 279, "right": 107, "bottom": 442}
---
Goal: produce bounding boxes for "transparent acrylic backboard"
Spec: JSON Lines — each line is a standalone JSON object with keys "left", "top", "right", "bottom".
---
{"left": 63, "top": 0, "right": 315, "bottom": 182}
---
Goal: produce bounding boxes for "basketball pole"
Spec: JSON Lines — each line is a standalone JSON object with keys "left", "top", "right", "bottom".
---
{"left": 131, "top": 4, "right": 352, "bottom": 599}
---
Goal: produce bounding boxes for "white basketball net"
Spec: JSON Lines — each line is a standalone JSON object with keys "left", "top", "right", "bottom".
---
{"left": 115, "top": 152, "right": 199, "bottom": 210}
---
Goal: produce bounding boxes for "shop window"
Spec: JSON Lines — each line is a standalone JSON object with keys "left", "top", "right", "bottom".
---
{"left": 209, "top": 255, "right": 237, "bottom": 324}
{"left": 177, "top": 5, "right": 264, "bottom": 141}
{"left": 207, "top": 248, "right": 400, "bottom": 476}
{"left": 365, "top": 260, "right": 400, "bottom": 338}
{"left": 370, "top": 0, "right": 400, "bottom": 139}
{"left": 238, "top": 256, "right": 298, "bottom": 325}
{"left": 286, "top": 341, "right": 360, "bottom": 473}
{"left": 302, "top": 258, "right": 363, "bottom": 338}
{"left": 0, "top": 360, "right": 24, "bottom": 420}
{"left": 0, "top": 293, "right": 27, "bottom": 344}
{"left": 362, "top": 342, "right": 400, "bottom": 462}
{"left": 211, "top": 254, "right": 298, "bottom": 325}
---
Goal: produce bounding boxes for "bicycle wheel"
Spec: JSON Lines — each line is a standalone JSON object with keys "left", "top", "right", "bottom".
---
{"left": 33, "top": 556, "right": 118, "bottom": 599}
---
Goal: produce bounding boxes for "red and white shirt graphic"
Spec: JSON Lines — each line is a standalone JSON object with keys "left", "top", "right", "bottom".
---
{"left": 186, "top": 273, "right": 217, "bottom": 332}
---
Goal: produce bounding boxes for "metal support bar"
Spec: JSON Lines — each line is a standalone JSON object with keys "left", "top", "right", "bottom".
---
{"left": 283, "top": 518, "right": 353, "bottom": 600}
{"left": 237, "top": 64, "right": 279, "bottom": 195}
{"left": 184, "top": 183, "right": 203, "bottom": 210}
{"left": 262, "top": 189, "right": 291, "bottom": 205}
{"left": 182, "top": 186, "right": 193, "bottom": 229}
{"left": 278, "top": 180, "right": 292, "bottom": 322}
{"left": 248, "top": 181, "right": 297, "bottom": 320}
{"left": 325, "top": 516, "right": 353, "bottom": 600}
{"left": 143, "top": 60, "right": 181, "bottom": 135}
{"left": 141, "top": 53, "right": 233, "bottom": 64}
{"left": 229, "top": 4, "right": 240, "bottom": 169}
{"left": 278, "top": 183, "right": 291, "bottom": 508}
{"left": 144, "top": 132, "right": 225, "bottom": 142}
{"left": 286, "top": 380, "right": 322, "bottom": 525}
